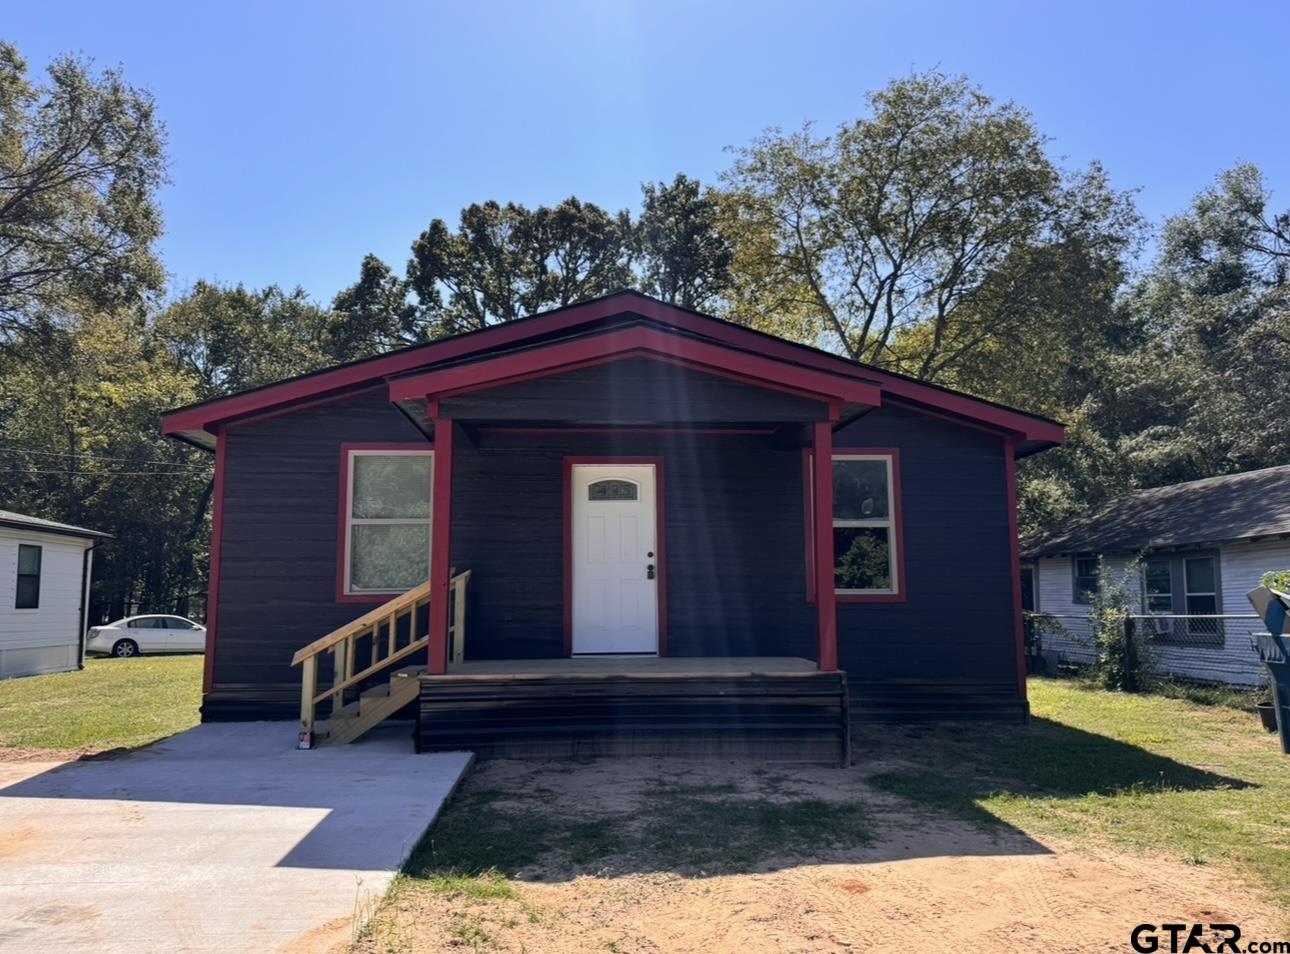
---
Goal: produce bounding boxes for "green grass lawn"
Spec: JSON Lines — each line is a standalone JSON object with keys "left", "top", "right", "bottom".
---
{"left": 0, "top": 655, "right": 202, "bottom": 751}
{"left": 870, "top": 677, "right": 1290, "bottom": 913}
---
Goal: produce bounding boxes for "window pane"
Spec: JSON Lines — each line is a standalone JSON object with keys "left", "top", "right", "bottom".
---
{"left": 15, "top": 576, "right": 38, "bottom": 609}
{"left": 588, "top": 479, "right": 637, "bottom": 501}
{"left": 351, "top": 523, "right": 430, "bottom": 591}
{"left": 1144, "top": 560, "right": 1172, "bottom": 596}
{"left": 833, "top": 459, "right": 890, "bottom": 521}
{"left": 834, "top": 526, "right": 892, "bottom": 591}
{"left": 1185, "top": 557, "right": 1215, "bottom": 593}
{"left": 1186, "top": 594, "right": 1217, "bottom": 616}
{"left": 17, "top": 545, "right": 40, "bottom": 575}
{"left": 1147, "top": 594, "right": 1173, "bottom": 613}
{"left": 352, "top": 454, "right": 431, "bottom": 519}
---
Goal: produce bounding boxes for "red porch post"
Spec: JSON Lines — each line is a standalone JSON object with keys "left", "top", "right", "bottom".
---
{"left": 427, "top": 417, "right": 454, "bottom": 675}
{"left": 812, "top": 421, "right": 839, "bottom": 671}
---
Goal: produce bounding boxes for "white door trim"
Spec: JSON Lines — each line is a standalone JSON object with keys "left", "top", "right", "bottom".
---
{"left": 568, "top": 462, "right": 660, "bottom": 655}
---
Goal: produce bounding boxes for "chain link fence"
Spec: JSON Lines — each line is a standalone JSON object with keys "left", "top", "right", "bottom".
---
{"left": 1026, "top": 611, "right": 1267, "bottom": 687}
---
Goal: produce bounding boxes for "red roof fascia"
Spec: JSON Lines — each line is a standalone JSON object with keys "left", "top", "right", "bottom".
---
{"left": 161, "top": 292, "right": 1062, "bottom": 445}
{"left": 387, "top": 326, "right": 880, "bottom": 406}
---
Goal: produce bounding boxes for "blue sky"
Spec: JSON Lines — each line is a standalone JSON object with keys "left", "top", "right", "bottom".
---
{"left": 8, "top": 1, "right": 1289, "bottom": 303}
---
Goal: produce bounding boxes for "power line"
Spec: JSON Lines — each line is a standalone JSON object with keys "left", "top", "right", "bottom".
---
{"left": 0, "top": 468, "right": 207, "bottom": 477}
{"left": 0, "top": 445, "right": 208, "bottom": 468}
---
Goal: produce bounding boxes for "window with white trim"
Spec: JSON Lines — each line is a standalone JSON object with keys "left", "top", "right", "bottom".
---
{"left": 832, "top": 455, "right": 899, "bottom": 594}
{"left": 343, "top": 450, "right": 433, "bottom": 595}
{"left": 15, "top": 544, "right": 41, "bottom": 609}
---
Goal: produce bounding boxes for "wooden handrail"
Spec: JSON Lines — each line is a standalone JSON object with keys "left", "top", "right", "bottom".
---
{"left": 291, "top": 579, "right": 433, "bottom": 666}
{"left": 295, "top": 570, "right": 471, "bottom": 745}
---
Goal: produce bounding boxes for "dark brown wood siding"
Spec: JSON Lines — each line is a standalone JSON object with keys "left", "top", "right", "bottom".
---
{"left": 207, "top": 383, "right": 1021, "bottom": 720}
{"left": 211, "top": 390, "right": 427, "bottom": 710}
{"left": 835, "top": 407, "right": 1016, "bottom": 689}
{"left": 452, "top": 432, "right": 815, "bottom": 660}
{"left": 440, "top": 359, "right": 828, "bottom": 423}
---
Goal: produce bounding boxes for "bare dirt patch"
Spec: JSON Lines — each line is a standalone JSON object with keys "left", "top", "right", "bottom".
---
{"left": 357, "top": 756, "right": 1286, "bottom": 953}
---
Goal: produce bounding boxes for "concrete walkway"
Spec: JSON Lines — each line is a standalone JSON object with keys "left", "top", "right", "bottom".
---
{"left": 0, "top": 723, "right": 472, "bottom": 953}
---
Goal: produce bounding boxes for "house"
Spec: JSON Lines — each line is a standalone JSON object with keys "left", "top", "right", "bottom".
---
{"left": 161, "top": 291, "right": 1064, "bottom": 757}
{"left": 0, "top": 510, "right": 109, "bottom": 679}
{"left": 1023, "top": 465, "right": 1290, "bottom": 686}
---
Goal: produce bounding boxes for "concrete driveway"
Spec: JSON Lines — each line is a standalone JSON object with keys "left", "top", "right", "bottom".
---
{"left": 0, "top": 723, "right": 472, "bottom": 953}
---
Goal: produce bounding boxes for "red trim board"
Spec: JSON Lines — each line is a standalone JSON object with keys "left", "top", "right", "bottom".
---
{"left": 202, "top": 429, "right": 227, "bottom": 696}
{"left": 334, "top": 443, "right": 434, "bottom": 604}
{"left": 426, "top": 421, "right": 456, "bottom": 674}
{"left": 388, "top": 325, "right": 880, "bottom": 407}
{"left": 164, "top": 292, "right": 1061, "bottom": 447}
{"left": 835, "top": 449, "right": 907, "bottom": 605}
{"left": 803, "top": 448, "right": 907, "bottom": 605}
{"left": 562, "top": 457, "right": 668, "bottom": 658}
{"left": 811, "top": 424, "right": 839, "bottom": 671}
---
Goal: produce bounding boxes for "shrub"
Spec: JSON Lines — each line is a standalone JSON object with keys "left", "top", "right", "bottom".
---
{"left": 1261, "top": 570, "right": 1290, "bottom": 594}
{"left": 1088, "top": 557, "right": 1154, "bottom": 692}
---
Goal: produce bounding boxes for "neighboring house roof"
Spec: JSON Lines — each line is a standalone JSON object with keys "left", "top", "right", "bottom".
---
{"left": 0, "top": 509, "right": 110, "bottom": 541}
{"left": 1024, "top": 465, "right": 1290, "bottom": 558}
{"left": 161, "top": 290, "right": 1065, "bottom": 456}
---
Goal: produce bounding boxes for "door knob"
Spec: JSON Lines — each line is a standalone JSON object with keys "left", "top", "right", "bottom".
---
{"left": 646, "top": 564, "right": 656, "bottom": 580}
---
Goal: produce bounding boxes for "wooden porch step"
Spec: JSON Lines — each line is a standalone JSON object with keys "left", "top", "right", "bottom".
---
{"left": 318, "top": 674, "right": 423, "bottom": 746}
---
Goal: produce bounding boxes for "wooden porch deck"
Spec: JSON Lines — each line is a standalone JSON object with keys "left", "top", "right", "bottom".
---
{"left": 434, "top": 655, "right": 821, "bottom": 678}
{"left": 416, "top": 656, "right": 849, "bottom": 763}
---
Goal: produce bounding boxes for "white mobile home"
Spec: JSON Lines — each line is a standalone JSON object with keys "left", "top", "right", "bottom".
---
{"left": 0, "top": 510, "right": 109, "bottom": 679}
{"left": 1023, "top": 466, "right": 1290, "bottom": 686}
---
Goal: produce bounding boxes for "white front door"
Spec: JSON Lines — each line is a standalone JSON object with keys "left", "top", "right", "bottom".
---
{"left": 571, "top": 464, "right": 659, "bottom": 654}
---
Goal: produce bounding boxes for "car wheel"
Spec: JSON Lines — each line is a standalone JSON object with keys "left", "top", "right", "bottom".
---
{"left": 111, "top": 639, "right": 139, "bottom": 658}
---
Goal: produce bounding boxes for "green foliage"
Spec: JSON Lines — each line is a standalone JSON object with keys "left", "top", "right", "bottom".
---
{"left": 1086, "top": 558, "right": 1153, "bottom": 692}
{"left": 1262, "top": 570, "right": 1290, "bottom": 594}
{"left": 635, "top": 173, "right": 732, "bottom": 309}
{"left": 405, "top": 197, "right": 634, "bottom": 336}
{"left": 0, "top": 42, "right": 166, "bottom": 337}
{"left": 719, "top": 71, "right": 1139, "bottom": 382}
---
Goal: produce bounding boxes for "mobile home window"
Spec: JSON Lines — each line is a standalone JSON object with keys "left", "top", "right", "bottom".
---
{"left": 1072, "top": 554, "right": 1100, "bottom": 603}
{"left": 832, "top": 455, "right": 900, "bottom": 595}
{"left": 15, "top": 544, "right": 41, "bottom": 609}
{"left": 1184, "top": 556, "right": 1219, "bottom": 637}
{"left": 343, "top": 450, "right": 433, "bottom": 595}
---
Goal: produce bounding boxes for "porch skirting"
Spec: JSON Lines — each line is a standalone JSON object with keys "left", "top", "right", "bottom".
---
{"left": 416, "top": 657, "right": 849, "bottom": 763}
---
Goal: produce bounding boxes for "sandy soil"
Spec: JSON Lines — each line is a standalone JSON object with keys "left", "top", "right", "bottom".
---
{"left": 358, "top": 756, "right": 1286, "bottom": 954}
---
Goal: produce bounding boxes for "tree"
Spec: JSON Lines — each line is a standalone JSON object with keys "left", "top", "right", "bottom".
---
{"left": 636, "top": 173, "right": 733, "bottom": 309}
{"left": 0, "top": 313, "right": 210, "bottom": 620}
{"left": 0, "top": 42, "right": 166, "bottom": 337}
{"left": 720, "top": 71, "right": 1132, "bottom": 380}
{"left": 329, "top": 254, "right": 418, "bottom": 360}
{"left": 154, "top": 281, "right": 334, "bottom": 399}
{"left": 1017, "top": 164, "right": 1289, "bottom": 538}
{"left": 405, "top": 197, "right": 633, "bottom": 336}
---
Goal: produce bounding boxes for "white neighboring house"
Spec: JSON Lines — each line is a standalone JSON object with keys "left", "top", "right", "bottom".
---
{"left": 0, "top": 510, "right": 109, "bottom": 679}
{"left": 1023, "top": 466, "right": 1290, "bottom": 687}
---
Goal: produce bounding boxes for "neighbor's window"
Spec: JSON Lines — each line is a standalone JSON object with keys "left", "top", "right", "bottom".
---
{"left": 344, "top": 450, "right": 433, "bottom": 595}
{"left": 15, "top": 544, "right": 41, "bottom": 609}
{"left": 1073, "top": 554, "right": 1100, "bottom": 603}
{"left": 1143, "top": 557, "right": 1173, "bottom": 615}
{"left": 832, "top": 455, "right": 899, "bottom": 594}
{"left": 1184, "top": 555, "right": 1219, "bottom": 637}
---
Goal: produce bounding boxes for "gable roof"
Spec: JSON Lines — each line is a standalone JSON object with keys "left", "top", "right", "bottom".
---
{"left": 1024, "top": 465, "right": 1290, "bottom": 558}
{"left": 161, "top": 290, "right": 1065, "bottom": 454}
{"left": 0, "top": 509, "right": 110, "bottom": 541}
